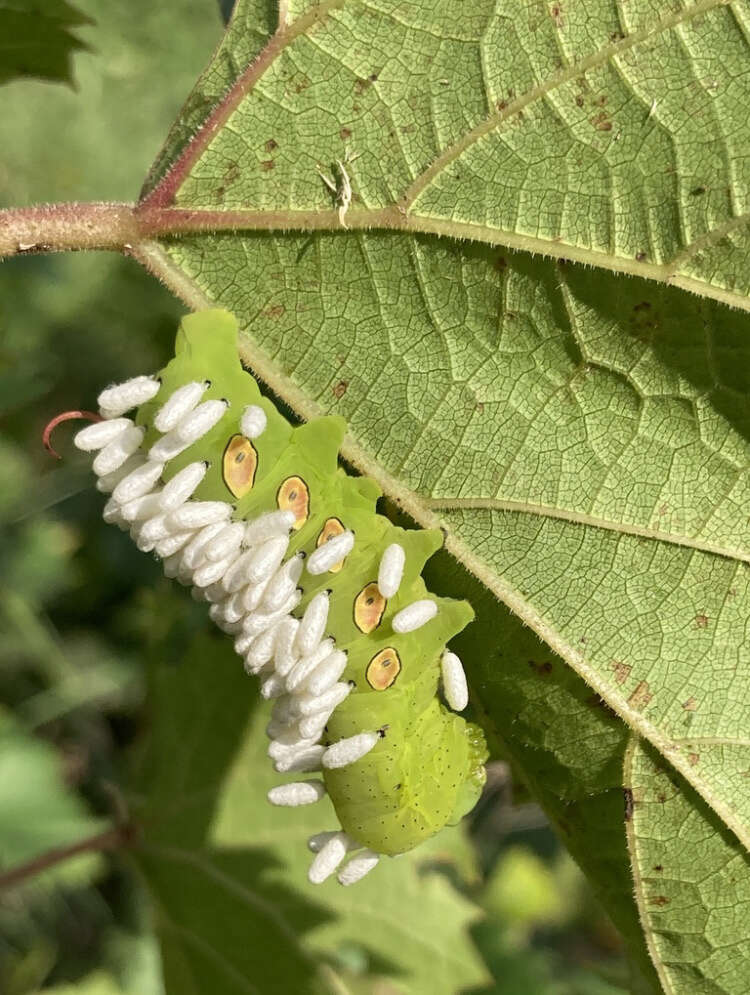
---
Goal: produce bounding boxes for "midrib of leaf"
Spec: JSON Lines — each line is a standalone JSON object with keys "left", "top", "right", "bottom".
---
{"left": 133, "top": 238, "right": 750, "bottom": 857}
{"left": 132, "top": 0, "right": 750, "bottom": 313}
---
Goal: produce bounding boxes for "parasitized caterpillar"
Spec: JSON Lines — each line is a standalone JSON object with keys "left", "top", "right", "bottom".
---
{"left": 56, "top": 310, "right": 487, "bottom": 886}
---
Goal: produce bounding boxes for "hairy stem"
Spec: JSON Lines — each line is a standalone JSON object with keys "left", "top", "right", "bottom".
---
{"left": 0, "top": 202, "right": 138, "bottom": 257}
{"left": 0, "top": 823, "right": 134, "bottom": 891}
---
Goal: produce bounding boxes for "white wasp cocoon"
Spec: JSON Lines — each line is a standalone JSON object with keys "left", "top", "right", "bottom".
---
{"left": 242, "top": 592, "right": 301, "bottom": 637}
{"left": 244, "top": 509, "right": 296, "bottom": 547}
{"left": 392, "top": 599, "right": 438, "bottom": 633}
{"left": 306, "top": 530, "right": 354, "bottom": 575}
{"left": 273, "top": 617, "right": 301, "bottom": 677}
{"left": 240, "top": 578, "right": 270, "bottom": 613}
{"left": 154, "top": 380, "right": 207, "bottom": 433}
{"left": 112, "top": 459, "right": 164, "bottom": 504}
{"left": 174, "top": 398, "right": 227, "bottom": 444}
{"left": 98, "top": 375, "right": 160, "bottom": 417}
{"left": 119, "top": 492, "right": 163, "bottom": 524}
{"left": 240, "top": 404, "right": 267, "bottom": 439}
{"left": 136, "top": 514, "right": 173, "bottom": 546}
{"left": 147, "top": 430, "right": 188, "bottom": 464}
{"left": 298, "top": 708, "right": 336, "bottom": 741}
{"left": 249, "top": 534, "right": 290, "bottom": 585}
{"left": 295, "top": 591, "right": 329, "bottom": 656}
{"left": 204, "top": 522, "right": 244, "bottom": 562}
{"left": 295, "top": 681, "right": 351, "bottom": 719}
{"left": 268, "top": 736, "right": 318, "bottom": 761}
{"left": 322, "top": 731, "right": 379, "bottom": 769}
{"left": 244, "top": 623, "right": 280, "bottom": 671}
{"left": 161, "top": 552, "right": 182, "bottom": 578}
{"left": 193, "top": 552, "right": 236, "bottom": 589}
{"left": 135, "top": 520, "right": 171, "bottom": 552}
{"left": 154, "top": 531, "right": 194, "bottom": 558}
{"left": 441, "top": 651, "right": 469, "bottom": 711}
{"left": 262, "top": 554, "right": 304, "bottom": 612}
{"left": 92, "top": 425, "right": 144, "bottom": 476}
{"left": 159, "top": 461, "right": 208, "bottom": 511}
{"left": 286, "top": 640, "right": 335, "bottom": 693}
{"left": 102, "top": 498, "right": 125, "bottom": 526}
{"left": 303, "top": 649, "right": 348, "bottom": 696}
{"left": 378, "top": 543, "right": 405, "bottom": 598}
{"left": 181, "top": 520, "right": 226, "bottom": 571}
{"left": 308, "top": 832, "right": 350, "bottom": 884}
{"left": 95, "top": 454, "right": 143, "bottom": 494}
{"left": 267, "top": 781, "right": 326, "bottom": 807}
{"left": 212, "top": 594, "right": 243, "bottom": 625}
{"left": 338, "top": 851, "right": 379, "bottom": 886}
{"left": 260, "top": 673, "right": 286, "bottom": 698}
{"left": 228, "top": 534, "right": 289, "bottom": 590}
{"left": 167, "top": 500, "right": 232, "bottom": 531}
{"left": 273, "top": 745, "right": 325, "bottom": 774}
{"left": 307, "top": 831, "right": 352, "bottom": 854}
{"left": 74, "top": 417, "right": 133, "bottom": 452}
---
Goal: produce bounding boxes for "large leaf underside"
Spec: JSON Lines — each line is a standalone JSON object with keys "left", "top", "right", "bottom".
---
{"left": 133, "top": 0, "right": 750, "bottom": 989}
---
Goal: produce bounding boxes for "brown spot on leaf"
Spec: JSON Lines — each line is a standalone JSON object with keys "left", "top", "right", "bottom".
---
{"left": 263, "top": 304, "right": 285, "bottom": 319}
{"left": 340, "top": 127, "right": 352, "bottom": 140}
{"left": 628, "top": 681, "right": 652, "bottom": 710}
{"left": 654, "top": 864, "right": 663, "bottom": 872}
{"left": 649, "top": 895, "right": 670, "bottom": 907}
{"left": 683, "top": 697, "right": 698, "bottom": 711}
{"left": 333, "top": 380, "right": 348, "bottom": 399}
{"left": 223, "top": 162, "right": 240, "bottom": 186}
{"left": 636, "top": 251, "right": 647, "bottom": 261}
{"left": 575, "top": 95, "right": 584, "bottom": 107}
{"left": 688, "top": 752, "right": 700, "bottom": 765}
{"left": 612, "top": 661, "right": 632, "bottom": 685}
{"left": 695, "top": 613, "right": 709, "bottom": 629}
{"left": 591, "top": 111, "right": 612, "bottom": 131}
{"left": 260, "top": 159, "right": 275, "bottom": 171}
{"left": 690, "top": 185, "right": 706, "bottom": 196}
{"left": 265, "top": 139, "right": 278, "bottom": 152}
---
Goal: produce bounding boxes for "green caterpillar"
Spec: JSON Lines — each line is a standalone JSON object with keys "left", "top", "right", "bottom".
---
{"left": 68, "top": 310, "right": 487, "bottom": 886}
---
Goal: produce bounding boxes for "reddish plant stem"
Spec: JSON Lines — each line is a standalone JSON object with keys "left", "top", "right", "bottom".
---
{"left": 0, "top": 823, "right": 135, "bottom": 892}
{"left": 0, "top": 201, "right": 139, "bottom": 258}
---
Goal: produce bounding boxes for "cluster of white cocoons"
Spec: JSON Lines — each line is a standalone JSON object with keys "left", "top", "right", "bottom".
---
{"left": 74, "top": 373, "right": 470, "bottom": 885}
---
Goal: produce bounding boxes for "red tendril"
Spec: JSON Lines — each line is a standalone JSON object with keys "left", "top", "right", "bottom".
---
{"left": 43, "top": 410, "right": 103, "bottom": 459}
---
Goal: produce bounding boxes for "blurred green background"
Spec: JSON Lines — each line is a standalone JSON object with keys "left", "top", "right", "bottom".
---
{"left": 0, "top": 2, "right": 633, "bottom": 992}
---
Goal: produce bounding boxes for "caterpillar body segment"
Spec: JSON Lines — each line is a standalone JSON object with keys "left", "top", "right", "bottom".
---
{"left": 72, "top": 309, "right": 488, "bottom": 882}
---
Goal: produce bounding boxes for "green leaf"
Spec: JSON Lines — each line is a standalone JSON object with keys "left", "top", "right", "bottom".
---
{"left": 132, "top": 0, "right": 750, "bottom": 982}
{"left": 0, "top": 0, "right": 92, "bottom": 87}
{"left": 0, "top": 707, "right": 103, "bottom": 888}
{"left": 130, "top": 634, "right": 489, "bottom": 995}
{"left": 625, "top": 738, "right": 750, "bottom": 995}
